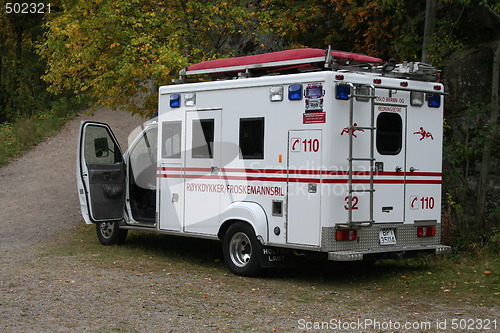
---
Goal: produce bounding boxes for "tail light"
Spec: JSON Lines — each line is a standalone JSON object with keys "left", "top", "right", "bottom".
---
{"left": 336, "top": 229, "right": 357, "bottom": 241}
{"left": 417, "top": 226, "right": 436, "bottom": 237}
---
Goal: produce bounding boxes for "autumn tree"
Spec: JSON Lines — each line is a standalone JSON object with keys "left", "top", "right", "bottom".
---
{"left": 41, "top": 0, "right": 272, "bottom": 116}
{"left": 41, "top": 0, "right": 182, "bottom": 116}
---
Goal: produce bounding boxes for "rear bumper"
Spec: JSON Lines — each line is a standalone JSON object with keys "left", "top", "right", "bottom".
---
{"left": 328, "top": 244, "right": 452, "bottom": 261}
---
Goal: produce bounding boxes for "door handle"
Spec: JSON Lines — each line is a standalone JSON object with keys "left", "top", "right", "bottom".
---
{"left": 409, "top": 167, "right": 419, "bottom": 172}
{"left": 211, "top": 166, "right": 219, "bottom": 175}
{"left": 395, "top": 166, "right": 402, "bottom": 172}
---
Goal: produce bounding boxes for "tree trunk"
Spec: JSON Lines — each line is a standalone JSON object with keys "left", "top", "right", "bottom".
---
{"left": 475, "top": 34, "right": 500, "bottom": 224}
{"left": 421, "top": 0, "right": 437, "bottom": 63}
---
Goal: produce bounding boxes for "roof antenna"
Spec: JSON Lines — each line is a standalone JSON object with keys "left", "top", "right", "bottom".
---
{"left": 324, "top": 45, "right": 333, "bottom": 69}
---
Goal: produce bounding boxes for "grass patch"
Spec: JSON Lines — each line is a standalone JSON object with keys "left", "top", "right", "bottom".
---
{"left": 0, "top": 96, "right": 86, "bottom": 166}
{"left": 52, "top": 223, "right": 499, "bottom": 308}
{"left": 52, "top": 223, "right": 226, "bottom": 273}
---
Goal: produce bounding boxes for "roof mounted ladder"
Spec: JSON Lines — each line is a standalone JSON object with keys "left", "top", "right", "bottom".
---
{"left": 345, "top": 84, "right": 376, "bottom": 228}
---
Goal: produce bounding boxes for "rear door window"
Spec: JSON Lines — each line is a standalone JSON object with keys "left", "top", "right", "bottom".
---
{"left": 376, "top": 112, "right": 402, "bottom": 155}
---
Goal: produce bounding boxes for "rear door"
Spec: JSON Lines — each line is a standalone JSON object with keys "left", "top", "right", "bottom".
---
{"left": 405, "top": 99, "right": 443, "bottom": 223}
{"left": 373, "top": 105, "right": 407, "bottom": 223}
{"left": 77, "top": 121, "right": 125, "bottom": 223}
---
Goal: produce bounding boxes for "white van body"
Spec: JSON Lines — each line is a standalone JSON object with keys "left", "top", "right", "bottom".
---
{"left": 77, "top": 48, "right": 450, "bottom": 276}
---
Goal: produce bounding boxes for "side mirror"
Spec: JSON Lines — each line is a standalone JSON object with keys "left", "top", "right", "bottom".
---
{"left": 94, "top": 137, "right": 110, "bottom": 158}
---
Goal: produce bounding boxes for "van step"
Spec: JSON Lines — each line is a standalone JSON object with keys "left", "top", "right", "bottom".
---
{"left": 337, "top": 221, "right": 374, "bottom": 228}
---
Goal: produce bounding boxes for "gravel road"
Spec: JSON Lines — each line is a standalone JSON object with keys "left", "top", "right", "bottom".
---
{"left": 0, "top": 107, "right": 497, "bottom": 333}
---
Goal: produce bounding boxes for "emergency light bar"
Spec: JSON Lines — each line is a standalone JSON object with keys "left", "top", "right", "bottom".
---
{"left": 355, "top": 85, "right": 370, "bottom": 102}
{"left": 335, "top": 84, "right": 350, "bottom": 100}
{"left": 427, "top": 94, "right": 441, "bottom": 108}
{"left": 270, "top": 86, "right": 284, "bottom": 102}
{"left": 288, "top": 84, "right": 303, "bottom": 100}
{"left": 411, "top": 92, "right": 424, "bottom": 106}
{"left": 170, "top": 94, "right": 180, "bottom": 108}
{"left": 184, "top": 92, "right": 196, "bottom": 107}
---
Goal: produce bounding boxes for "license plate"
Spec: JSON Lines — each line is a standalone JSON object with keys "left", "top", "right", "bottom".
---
{"left": 379, "top": 228, "right": 396, "bottom": 245}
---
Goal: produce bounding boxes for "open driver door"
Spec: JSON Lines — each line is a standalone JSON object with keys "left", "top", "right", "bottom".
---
{"left": 77, "top": 121, "right": 125, "bottom": 224}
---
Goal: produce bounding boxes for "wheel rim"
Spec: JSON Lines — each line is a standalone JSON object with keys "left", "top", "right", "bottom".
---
{"left": 99, "top": 222, "right": 114, "bottom": 239}
{"left": 229, "top": 232, "right": 252, "bottom": 267}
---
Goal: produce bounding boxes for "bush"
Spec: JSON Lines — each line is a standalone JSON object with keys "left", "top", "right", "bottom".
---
{"left": 0, "top": 95, "right": 86, "bottom": 166}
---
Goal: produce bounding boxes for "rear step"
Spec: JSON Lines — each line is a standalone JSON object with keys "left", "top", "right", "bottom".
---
{"left": 328, "top": 245, "right": 452, "bottom": 261}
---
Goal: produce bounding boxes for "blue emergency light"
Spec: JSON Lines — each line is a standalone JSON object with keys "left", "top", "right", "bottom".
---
{"left": 335, "top": 84, "right": 350, "bottom": 100}
{"left": 288, "top": 84, "right": 303, "bottom": 100}
{"left": 170, "top": 94, "right": 181, "bottom": 108}
{"left": 427, "top": 94, "right": 440, "bottom": 108}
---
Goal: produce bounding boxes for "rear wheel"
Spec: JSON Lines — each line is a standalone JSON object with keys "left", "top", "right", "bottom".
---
{"left": 96, "top": 221, "right": 128, "bottom": 245}
{"left": 223, "top": 222, "right": 262, "bottom": 276}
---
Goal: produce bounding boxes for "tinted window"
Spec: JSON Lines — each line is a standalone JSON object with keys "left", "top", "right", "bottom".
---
{"left": 162, "top": 121, "right": 182, "bottom": 159}
{"left": 192, "top": 119, "right": 214, "bottom": 159}
{"left": 239, "top": 118, "right": 264, "bottom": 159}
{"left": 84, "top": 125, "right": 122, "bottom": 164}
{"left": 376, "top": 112, "right": 402, "bottom": 155}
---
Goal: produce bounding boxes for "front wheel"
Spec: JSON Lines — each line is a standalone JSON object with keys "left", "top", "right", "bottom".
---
{"left": 223, "top": 222, "right": 262, "bottom": 277}
{"left": 96, "top": 221, "right": 128, "bottom": 245}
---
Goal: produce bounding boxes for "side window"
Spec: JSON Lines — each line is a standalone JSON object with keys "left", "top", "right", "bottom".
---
{"left": 84, "top": 125, "right": 122, "bottom": 164}
{"left": 129, "top": 127, "right": 158, "bottom": 188}
{"left": 130, "top": 127, "right": 158, "bottom": 161}
{"left": 162, "top": 121, "right": 182, "bottom": 159}
{"left": 376, "top": 112, "right": 402, "bottom": 155}
{"left": 239, "top": 117, "right": 264, "bottom": 159}
{"left": 192, "top": 119, "right": 214, "bottom": 159}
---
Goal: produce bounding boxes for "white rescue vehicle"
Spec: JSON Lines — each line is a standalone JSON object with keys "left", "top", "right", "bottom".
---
{"left": 77, "top": 48, "right": 451, "bottom": 276}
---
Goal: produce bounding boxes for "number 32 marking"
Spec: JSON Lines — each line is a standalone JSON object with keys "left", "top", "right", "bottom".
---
{"left": 344, "top": 196, "right": 359, "bottom": 210}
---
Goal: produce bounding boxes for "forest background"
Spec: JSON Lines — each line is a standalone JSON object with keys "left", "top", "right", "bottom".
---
{"left": 0, "top": 0, "right": 498, "bottom": 253}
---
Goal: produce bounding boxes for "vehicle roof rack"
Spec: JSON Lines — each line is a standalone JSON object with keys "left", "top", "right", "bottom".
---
{"left": 176, "top": 47, "right": 440, "bottom": 83}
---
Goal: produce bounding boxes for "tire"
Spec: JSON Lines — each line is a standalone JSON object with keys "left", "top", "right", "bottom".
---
{"left": 96, "top": 221, "right": 128, "bottom": 245}
{"left": 223, "top": 222, "right": 262, "bottom": 277}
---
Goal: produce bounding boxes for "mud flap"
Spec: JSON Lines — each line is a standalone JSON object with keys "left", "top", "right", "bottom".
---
{"left": 259, "top": 246, "right": 295, "bottom": 268}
